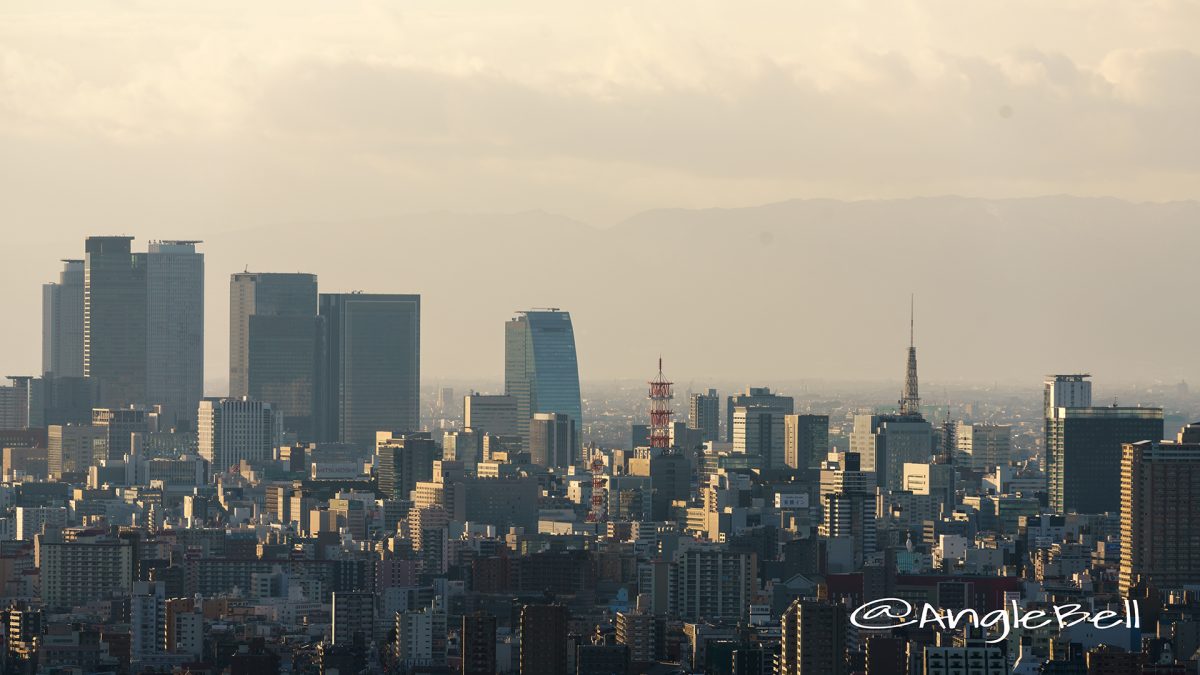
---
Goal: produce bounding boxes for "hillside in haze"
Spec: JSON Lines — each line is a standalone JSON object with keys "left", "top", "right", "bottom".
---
{"left": 6, "top": 196, "right": 1198, "bottom": 393}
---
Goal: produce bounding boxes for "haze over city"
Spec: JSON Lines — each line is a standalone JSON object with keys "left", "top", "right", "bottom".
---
{"left": 3, "top": 2, "right": 1200, "bottom": 388}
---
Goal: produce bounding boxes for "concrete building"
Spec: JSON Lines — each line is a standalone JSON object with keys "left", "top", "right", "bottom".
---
{"left": 725, "top": 387, "right": 793, "bottom": 443}
{"left": 375, "top": 431, "right": 437, "bottom": 502}
{"left": 955, "top": 422, "right": 1012, "bottom": 472}
{"left": 1119, "top": 424, "right": 1200, "bottom": 595}
{"left": 464, "top": 393, "right": 518, "bottom": 438}
{"left": 519, "top": 604, "right": 569, "bottom": 675}
{"left": 144, "top": 241, "right": 204, "bottom": 429}
{"left": 47, "top": 424, "right": 107, "bottom": 478}
{"left": 332, "top": 591, "right": 376, "bottom": 646}
{"left": 529, "top": 412, "right": 577, "bottom": 468}
{"left": 779, "top": 600, "right": 847, "bottom": 675}
{"left": 850, "top": 413, "right": 933, "bottom": 490}
{"left": 197, "top": 398, "right": 279, "bottom": 473}
{"left": 733, "top": 405, "right": 787, "bottom": 469}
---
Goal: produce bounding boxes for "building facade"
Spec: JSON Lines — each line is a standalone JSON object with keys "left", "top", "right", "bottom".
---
{"left": 504, "top": 310, "right": 583, "bottom": 450}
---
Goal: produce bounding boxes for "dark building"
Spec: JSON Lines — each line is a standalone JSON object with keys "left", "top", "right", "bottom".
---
{"left": 785, "top": 414, "right": 829, "bottom": 469}
{"left": 576, "top": 643, "right": 628, "bottom": 675}
{"left": 84, "top": 236, "right": 147, "bottom": 410}
{"left": 520, "top": 604, "right": 569, "bottom": 675}
{"left": 319, "top": 293, "right": 421, "bottom": 448}
{"left": 725, "top": 387, "right": 793, "bottom": 443}
{"left": 529, "top": 412, "right": 577, "bottom": 469}
{"left": 689, "top": 388, "right": 720, "bottom": 443}
{"left": 779, "top": 599, "right": 846, "bottom": 675}
{"left": 1048, "top": 406, "right": 1163, "bottom": 514}
{"left": 375, "top": 432, "right": 437, "bottom": 502}
{"left": 865, "top": 636, "right": 909, "bottom": 675}
{"left": 505, "top": 310, "right": 583, "bottom": 450}
{"left": 461, "top": 612, "right": 497, "bottom": 675}
{"left": 229, "top": 272, "right": 321, "bottom": 440}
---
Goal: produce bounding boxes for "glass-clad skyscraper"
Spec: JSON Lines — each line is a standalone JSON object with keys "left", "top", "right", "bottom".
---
{"left": 505, "top": 310, "right": 583, "bottom": 449}
{"left": 84, "top": 236, "right": 148, "bottom": 410}
{"left": 146, "top": 241, "right": 204, "bottom": 429}
{"left": 230, "top": 272, "right": 320, "bottom": 439}
{"left": 318, "top": 293, "right": 420, "bottom": 448}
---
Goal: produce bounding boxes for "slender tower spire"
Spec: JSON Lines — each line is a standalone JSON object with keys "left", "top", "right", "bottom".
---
{"left": 900, "top": 295, "right": 921, "bottom": 416}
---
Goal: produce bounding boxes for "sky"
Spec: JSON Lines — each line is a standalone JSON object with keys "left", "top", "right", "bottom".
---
{"left": 2, "top": 1, "right": 1199, "bottom": 390}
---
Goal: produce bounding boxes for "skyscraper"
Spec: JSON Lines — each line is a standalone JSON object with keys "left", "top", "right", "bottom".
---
{"left": 145, "top": 241, "right": 204, "bottom": 428}
{"left": 42, "top": 259, "right": 85, "bottom": 378}
{"left": 375, "top": 432, "right": 437, "bottom": 502}
{"left": 784, "top": 414, "right": 829, "bottom": 469}
{"left": 1119, "top": 424, "right": 1200, "bottom": 596}
{"left": 688, "top": 389, "right": 720, "bottom": 443}
{"left": 899, "top": 297, "right": 920, "bottom": 416}
{"left": 318, "top": 293, "right": 420, "bottom": 447}
{"left": 520, "top": 604, "right": 569, "bottom": 675}
{"left": 463, "top": 393, "right": 518, "bottom": 437}
{"left": 954, "top": 422, "right": 1012, "bottom": 471}
{"left": 504, "top": 310, "right": 582, "bottom": 449}
{"left": 1048, "top": 405, "right": 1163, "bottom": 514}
{"left": 84, "top": 236, "right": 147, "bottom": 409}
{"left": 733, "top": 405, "right": 787, "bottom": 469}
{"left": 197, "top": 397, "right": 279, "bottom": 473}
{"left": 229, "top": 272, "right": 320, "bottom": 439}
{"left": 850, "top": 413, "right": 933, "bottom": 490}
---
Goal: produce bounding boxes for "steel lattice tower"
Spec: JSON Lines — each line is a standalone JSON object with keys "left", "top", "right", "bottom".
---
{"left": 649, "top": 357, "right": 674, "bottom": 449}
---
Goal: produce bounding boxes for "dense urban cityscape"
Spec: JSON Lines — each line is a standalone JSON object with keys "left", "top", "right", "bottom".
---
{"left": 0, "top": 234, "right": 1194, "bottom": 674}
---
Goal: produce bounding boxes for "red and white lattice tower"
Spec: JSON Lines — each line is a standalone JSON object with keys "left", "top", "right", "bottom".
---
{"left": 586, "top": 454, "right": 607, "bottom": 523}
{"left": 649, "top": 357, "right": 674, "bottom": 451}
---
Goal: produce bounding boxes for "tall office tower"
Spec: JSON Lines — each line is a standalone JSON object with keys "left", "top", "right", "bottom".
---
{"left": 463, "top": 393, "right": 518, "bottom": 437}
{"left": 197, "top": 398, "right": 279, "bottom": 473}
{"left": 725, "top": 387, "right": 793, "bottom": 442}
{"left": 784, "top": 414, "right": 829, "bottom": 469}
{"left": 954, "top": 422, "right": 1012, "bottom": 471}
{"left": 779, "top": 599, "right": 847, "bottom": 675}
{"left": 92, "top": 406, "right": 158, "bottom": 460}
{"left": 375, "top": 432, "right": 437, "bottom": 502}
{"left": 689, "top": 389, "right": 720, "bottom": 443}
{"left": 1119, "top": 424, "right": 1200, "bottom": 595}
{"left": 319, "top": 293, "right": 420, "bottom": 448}
{"left": 850, "top": 413, "right": 933, "bottom": 490}
{"left": 145, "top": 241, "right": 204, "bottom": 429}
{"left": 504, "top": 310, "right": 583, "bottom": 449}
{"left": 528, "top": 412, "right": 577, "bottom": 468}
{"left": 461, "top": 612, "right": 497, "bottom": 675}
{"left": 229, "top": 272, "right": 321, "bottom": 438}
{"left": 733, "top": 405, "right": 787, "bottom": 469}
{"left": 84, "top": 236, "right": 148, "bottom": 409}
{"left": 520, "top": 604, "right": 569, "bottom": 675}
{"left": 47, "top": 424, "right": 107, "bottom": 478}
{"left": 42, "top": 259, "right": 85, "bottom": 378}
{"left": 671, "top": 545, "right": 757, "bottom": 622}
{"left": 331, "top": 591, "right": 375, "bottom": 646}
{"left": 1048, "top": 406, "right": 1162, "bottom": 514}
{"left": 628, "top": 451, "right": 690, "bottom": 520}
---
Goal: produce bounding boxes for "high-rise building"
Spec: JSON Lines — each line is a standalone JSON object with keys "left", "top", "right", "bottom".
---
{"left": 463, "top": 393, "right": 518, "bottom": 437}
{"left": 1044, "top": 374, "right": 1093, "bottom": 418}
{"left": 145, "top": 241, "right": 204, "bottom": 429}
{"left": 519, "top": 604, "right": 569, "bottom": 675}
{"left": 0, "top": 376, "right": 41, "bottom": 429}
{"left": 84, "top": 236, "right": 147, "bottom": 410}
{"left": 954, "top": 422, "right": 1012, "bottom": 471}
{"left": 1119, "top": 424, "right": 1200, "bottom": 595}
{"left": 396, "top": 603, "right": 448, "bottom": 667}
{"left": 850, "top": 413, "right": 933, "bottom": 490}
{"left": 688, "top": 389, "right": 720, "bottom": 443}
{"left": 461, "top": 612, "right": 497, "bottom": 675}
{"left": 229, "top": 272, "right": 321, "bottom": 439}
{"left": 375, "top": 432, "right": 437, "bottom": 502}
{"left": 784, "top": 414, "right": 829, "bottom": 469}
{"left": 819, "top": 452, "right": 877, "bottom": 569}
{"left": 197, "top": 398, "right": 279, "bottom": 473}
{"left": 733, "top": 405, "right": 787, "bottom": 469}
{"left": 1048, "top": 406, "right": 1163, "bottom": 514}
{"left": 319, "top": 293, "right": 420, "bottom": 448}
{"left": 528, "top": 412, "right": 577, "bottom": 468}
{"left": 725, "top": 387, "right": 793, "bottom": 442}
{"left": 37, "top": 533, "right": 135, "bottom": 609}
{"left": 504, "top": 310, "right": 582, "bottom": 450}
{"left": 671, "top": 544, "right": 756, "bottom": 622}
{"left": 42, "top": 259, "right": 85, "bottom": 378}
{"left": 779, "top": 599, "right": 847, "bottom": 675}
{"left": 331, "top": 591, "right": 375, "bottom": 646}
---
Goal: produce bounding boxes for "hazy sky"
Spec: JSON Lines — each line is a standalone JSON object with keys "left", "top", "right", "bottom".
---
{"left": 2, "top": 2, "right": 1199, "bottom": 389}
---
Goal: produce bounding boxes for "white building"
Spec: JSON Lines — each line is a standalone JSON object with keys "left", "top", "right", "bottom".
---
{"left": 197, "top": 397, "right": 279, "bottom": 474}
{"left": 955, "top": 422, "right": 1012, "bottom": 471}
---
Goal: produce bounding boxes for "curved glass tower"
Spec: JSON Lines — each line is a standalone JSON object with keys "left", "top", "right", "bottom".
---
{"left": 505, "top": 310, "right": 582, "bottom": 449}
